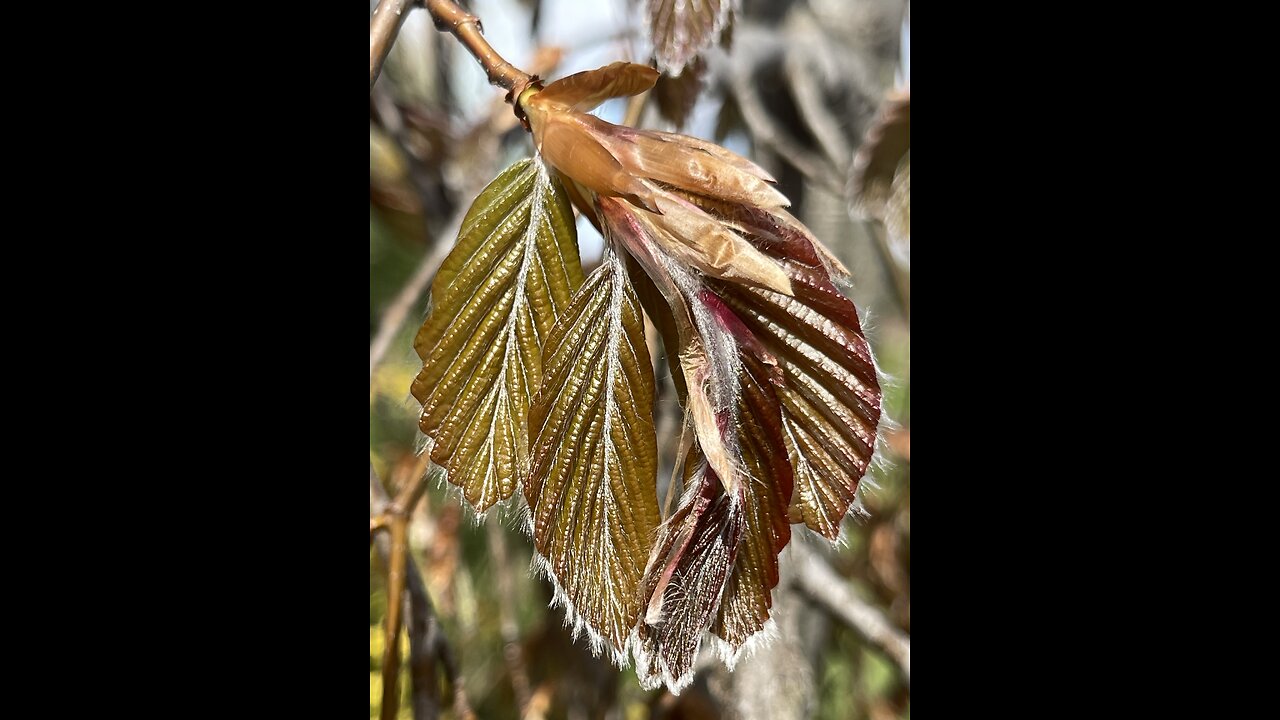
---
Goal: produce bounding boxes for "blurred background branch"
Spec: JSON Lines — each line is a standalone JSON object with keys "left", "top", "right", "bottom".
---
{"left": 371, "top": 463, "right": 475, "bottom": 720}
{"left": 371, "top": 0, "right": 419, "bottom": 90}
{"left": 793, "top": 543, "right": 911, "bottom": 685}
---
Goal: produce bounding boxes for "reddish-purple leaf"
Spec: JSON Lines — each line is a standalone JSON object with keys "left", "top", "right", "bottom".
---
{"left": 710, "top": 355, "right": 792, "bottom": 652}
{"left": 699, "top": 204, "right": 881, "bottom": 540}
{"left": 636, "top": 460, "right": 741, "bottom": 692}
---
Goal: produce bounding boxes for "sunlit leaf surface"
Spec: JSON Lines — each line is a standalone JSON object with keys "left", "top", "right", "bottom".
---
{"left": 412, "top": 159, "right": 583, "bottom": 512}
{"left": 527, "top": 251, "right": 659, "bottom": 660}
{"left": 700, "top": 203, "right": 882, "bottom": 540}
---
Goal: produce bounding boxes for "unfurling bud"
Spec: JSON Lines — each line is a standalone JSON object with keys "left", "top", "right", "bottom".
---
{"left": 519, "top": 61, "right": 797, "bottom": 296}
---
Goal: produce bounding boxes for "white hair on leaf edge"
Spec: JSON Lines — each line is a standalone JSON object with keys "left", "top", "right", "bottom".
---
{"left": 529, "top": 550, "right": 634, "bottom": 669}
{"left": 632, "top": 629, "right": 704, "bottom": 695}
{"left": 408, "top": 432, "right": 536, "bottom": 527}
{"left": 632, "top": 620, "right": 780, "bottom": 696}
{"left": 711, "top": 617, "right": 780, "bottom": 671}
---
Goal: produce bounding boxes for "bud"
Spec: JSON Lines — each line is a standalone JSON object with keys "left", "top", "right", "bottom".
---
{"left": 520, "top": 61, "right": 798, "bottom": 296}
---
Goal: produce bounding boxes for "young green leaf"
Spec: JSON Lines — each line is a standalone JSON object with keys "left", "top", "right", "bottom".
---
{"left": 411, "top": 159, "right": 583, "bottom": 512}
{"left": 526, "top": 250, "right": 660, "bottom": 662}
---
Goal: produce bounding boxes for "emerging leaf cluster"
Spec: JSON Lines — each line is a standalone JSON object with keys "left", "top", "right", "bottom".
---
{"left": 412, "top": 63, "right": 881, "bottom": 694}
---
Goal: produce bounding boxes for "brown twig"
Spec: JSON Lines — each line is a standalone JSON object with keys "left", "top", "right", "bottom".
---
{"left": 791, "top": 543, "right": 911, "bottom": 685}
{"left": 371, "top": 0, "right": 419, "bottom": 91}
{"left": 381, "top": 512, "right": 410, "bottom": 720}
{"left": 374, "top": 460, "right": 433, "bottom": 720}
{"left": 424, "top": 0, "right": 533, "bottom": 96}
{"left": 371, "top": 464, "right": 475, "bottom": 720}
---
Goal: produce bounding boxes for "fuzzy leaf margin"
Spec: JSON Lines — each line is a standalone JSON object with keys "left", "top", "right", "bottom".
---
{"left": 526, "top": 250, "right": 660, "bottom": 661}
{"left": 411, "top": 158, "right": 583, "bottom": 512}
{"left": 700, "top": 205, "right": 882, "bottom": 540}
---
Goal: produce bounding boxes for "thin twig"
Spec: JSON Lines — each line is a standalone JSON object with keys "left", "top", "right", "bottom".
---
{"left": 424, "top": 0, "right": 533, "bottom": 96}
{"left": 381, "top": 513, "right": 409, "bottom": 720}
{"left": 376, "top": 459, "right": 435, "bottom": 720}
{"left": 371, "top": 0, "right": 419, "bottom": 91}
{"left": 370, "top": 240, "right": 448, "bottom": 381}
{"left": 371, "top": 464, "right": 475, "bottom": 720}
{"left": 791, "top": 543, "right": 910, "bottom": 685}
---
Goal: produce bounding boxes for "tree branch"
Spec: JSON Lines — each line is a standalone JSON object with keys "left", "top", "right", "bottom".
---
{"left": 380, "top": 508, "right": 409, "bottom": 720}
{"left": 371, "top": 464, "right": 475, "bottom": 720}
{"left": 371, "top": 0, "right": 419, "bottom": 91}
{"left": 791, "top": 543, "right": 910, "bottom": 685}
{"left": 424, "top": 0, "right": 533, "bottom": 97}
